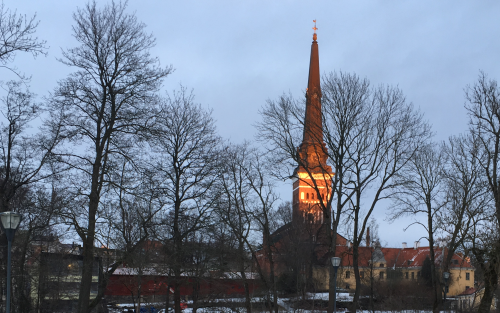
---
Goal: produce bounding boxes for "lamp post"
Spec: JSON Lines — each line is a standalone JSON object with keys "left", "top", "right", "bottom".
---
{"left": 0, "top": 211, "right": 22, "bottom": 313}
{"left": 331, "top": 257, "right": 341, "bottom": 313}
{"left": 443, "top": 271, "right": 450, "bottom": 310}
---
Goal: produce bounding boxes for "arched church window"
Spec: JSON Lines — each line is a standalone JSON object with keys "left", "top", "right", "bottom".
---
{"left": 311, "top": 193, "right": 314, "bottom": 199}
{"left": 301, "top": 192, "right": 304, "bottom": 200}
{"left": 306, "top": 193, "right": 309, "bottom": 200}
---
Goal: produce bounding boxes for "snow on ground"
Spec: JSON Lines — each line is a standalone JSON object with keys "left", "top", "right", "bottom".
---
{"left": 306, "top": 292, "right": 352, "bottom": 302}
{"left": 109, "top": 296, "right": 449, "bottom": 312}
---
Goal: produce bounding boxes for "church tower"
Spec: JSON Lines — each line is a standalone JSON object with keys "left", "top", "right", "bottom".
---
{"left": 292, "top": 23, "right": 334, "bottom": 230}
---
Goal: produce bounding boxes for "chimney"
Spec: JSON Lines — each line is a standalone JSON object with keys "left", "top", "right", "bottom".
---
{"left": 347, "top": 241, "right": 351, "bottom": 248}
{"left": 414, "top": 241, "right": 420, "bottom": 249}
{"left": 402, "top": 242, "right": 407, "bottom": 249}
{"left": 366, "top": 227, "right": 370, "bottom": 247}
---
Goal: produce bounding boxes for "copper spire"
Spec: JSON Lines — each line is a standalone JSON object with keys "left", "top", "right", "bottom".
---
{"left": 303, "top": 20, "right": 322, "bottom": 146}
{"left": 296, "top": 20, "right": 330, "bottom": 172}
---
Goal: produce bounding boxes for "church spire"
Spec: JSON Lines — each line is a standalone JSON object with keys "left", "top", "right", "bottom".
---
{"left": 297, "top": 21, "right": 329, "bottom": 171}
{"left": 302, "top": 20, "right": 323, "bottom": 146}
{"left": 291, "top": 21, "right": 333, "bottom": 226}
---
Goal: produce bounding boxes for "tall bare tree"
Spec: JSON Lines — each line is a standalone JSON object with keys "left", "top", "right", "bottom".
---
{"left": 48, "top": 2, "right": 171, "bottom": 312}
{"left": 389, "top": 143, "right": 445, "bottom": 313}
{"left": 147, "top": 89, "right": 220, "bottom": 313}
{"left": 216, "top": 143, "right": 256, "bottom": 313}
{"left": 330, "top": 79, "right": 430, "bottom": 311}
{"left": 441, "top": 134, "right": 488, "bottom": 279}
{"left": 0, "top": 80, "right": 62, "bottom": 312}
{"left": 463, "top": 72, "right": 500, "bottom": 313}
{"left": 0, "top": 80, "right": 61, "bottom": 212}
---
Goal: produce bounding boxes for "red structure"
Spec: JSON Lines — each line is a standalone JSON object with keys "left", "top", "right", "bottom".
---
{"left": 105, "top": 273, "right": 257, "bottom": 297}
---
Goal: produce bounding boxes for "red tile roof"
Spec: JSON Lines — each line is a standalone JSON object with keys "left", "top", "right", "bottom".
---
{"left": 333, "top": 245, "right": 473, "bottom": 269}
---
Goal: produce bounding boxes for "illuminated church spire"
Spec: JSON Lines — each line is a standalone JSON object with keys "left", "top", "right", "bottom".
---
{"left": 297, "top": 21, "right": 330, "bottom": 172}
{"left": 292, "top": 21, "right": 333, "bottom": 225}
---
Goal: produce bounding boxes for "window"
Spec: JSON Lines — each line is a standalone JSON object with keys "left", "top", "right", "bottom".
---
{"left": 301, "top": 192, "right": 304, "bottom": 200}
{"left": 306, "top": 193, "right": 309, "bottom": 199}
{"left": 405, "top": 272, "right": 409, "bottom": 279}
{"left": 417, "top": 271, "right": 420, "bottom": 277}
{"left": 311, "top": 193, "right": 314, "bottom": 199}
{"left": 411, "top": 272, "right": 415, "bottom": 279}
{"left": 312, "top": 235, "right": 316, "bottom": 242}
{"left": 380, "top": 263, "right": 385, "bottom": 268}
{"left": 345, "top": 284, "right": 350, "bottom": 289}
{"left": 379, "top": 272, "right": 384, "bottom": 279}
{"left": 360, "top": 271, "right": 364, "bottom": 279}
{"left": 453, "top": 259, "right": 459, "bottom": 265}
{"left": 466, "top": 286, "right": 470, "bottom": 290}
{"left": 466, "top": 272, "right": 470, "bottom": 280}
{"left": 407, "top": 260, "right": 412, "bottom": 266}
{"left": 346, "top": 271, "right": 350, "bottom": 279}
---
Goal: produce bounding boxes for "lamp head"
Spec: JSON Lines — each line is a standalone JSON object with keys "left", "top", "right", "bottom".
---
{"left": 443, "top": 272, "right": 450, "bottom": 280}
{"left": 331, "top": 256, "right": 341, "bottom": 268}
{"left": 0, "top": 211, "right": 22, "bottom": 231}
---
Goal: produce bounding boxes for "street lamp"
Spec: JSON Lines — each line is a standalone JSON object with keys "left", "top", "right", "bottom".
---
{"left": 443, "top": 271, "right": 450, "bottom": 309}
{"left": 331, "top": 257, "right": 341, "bottom": 313}
{"left": 0, "top": 211, "right": 22, "bottom": 313}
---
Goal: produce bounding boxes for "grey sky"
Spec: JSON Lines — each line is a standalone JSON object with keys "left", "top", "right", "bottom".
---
{"left": 4, "top": 0, "right": 500, "bottom": 247}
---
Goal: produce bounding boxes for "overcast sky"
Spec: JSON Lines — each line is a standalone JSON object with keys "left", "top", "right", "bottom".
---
{"left": 4, "top": 0, "right": 500, "bottom": 248}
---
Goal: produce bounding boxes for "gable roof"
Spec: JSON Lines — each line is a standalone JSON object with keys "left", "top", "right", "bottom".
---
{"left": 328, "top": 245, "right": 474, "bottom": 269}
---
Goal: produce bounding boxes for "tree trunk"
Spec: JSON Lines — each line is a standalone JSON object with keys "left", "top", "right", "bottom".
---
{"left": 327, "top": 208, "right": 338, "bottom": 313}
{"left": 427, "top": 203, "right": 439, "bottom": 313}
{"left": 78, "top": 192, "right": 98, "bottom": 313}
{"left": 239, "top": 240, "right": 252, "bottom": 313}
{"left": 351, "top": 198, "right": 361, "bottom": 313}
{"left": 352, "top": 243, "right": 361, "bottom": 312}
{"left": 477, "top": 250, "right": 499, "bottom": 313}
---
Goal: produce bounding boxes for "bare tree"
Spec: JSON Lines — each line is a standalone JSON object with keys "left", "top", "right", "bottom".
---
{"left": 463, "top": 72, "right": 500, "bottom": 313}
{"left": 216, "top": 142, "right": 284, "bottom": 313}
{"left": 0, "top": 80, "right": 61, "bottom": 212}
{"left": 389, "top": 143, "right": 445, "bottom": 312}
{"left": 147, "top": 89, "right": 220, "bottom": 313}
{"left": 245, "top": 150, "right": 281, "bottom": 313}
{"left": 441, "top": 134, "right": 488, "bottom": 279}
{"left": 216, "top": 143, "right": 256, "bottom": 313}
{"left": 258, "top": 92, "right": 338, "bottom": 310}
{"left": 48, "top": 2, "right": 171, "bottom": 312}
{"left": 0, "top": 1, "right": 47, "bottom": 79}
{"left": 336, "top": 81, "right": 430, "bottom": 311}
{"left": 0, "top": 80, "right": 62, "bottom": 311}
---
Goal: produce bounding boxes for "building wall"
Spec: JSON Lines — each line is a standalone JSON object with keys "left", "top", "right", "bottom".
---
{"left": 312, "top": 265, "right": 474, "bottom": 296}
{"left": 449, "top": 268, "right": 474, "bottom": 296}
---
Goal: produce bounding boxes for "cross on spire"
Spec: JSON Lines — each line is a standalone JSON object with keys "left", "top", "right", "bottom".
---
{"left": 312, "top": 20, "right": 318, "bottom": 33}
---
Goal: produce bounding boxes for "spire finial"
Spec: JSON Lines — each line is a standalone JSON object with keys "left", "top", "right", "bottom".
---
{"left": 312, "top": 20, "right": 318, "bottom": 41}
